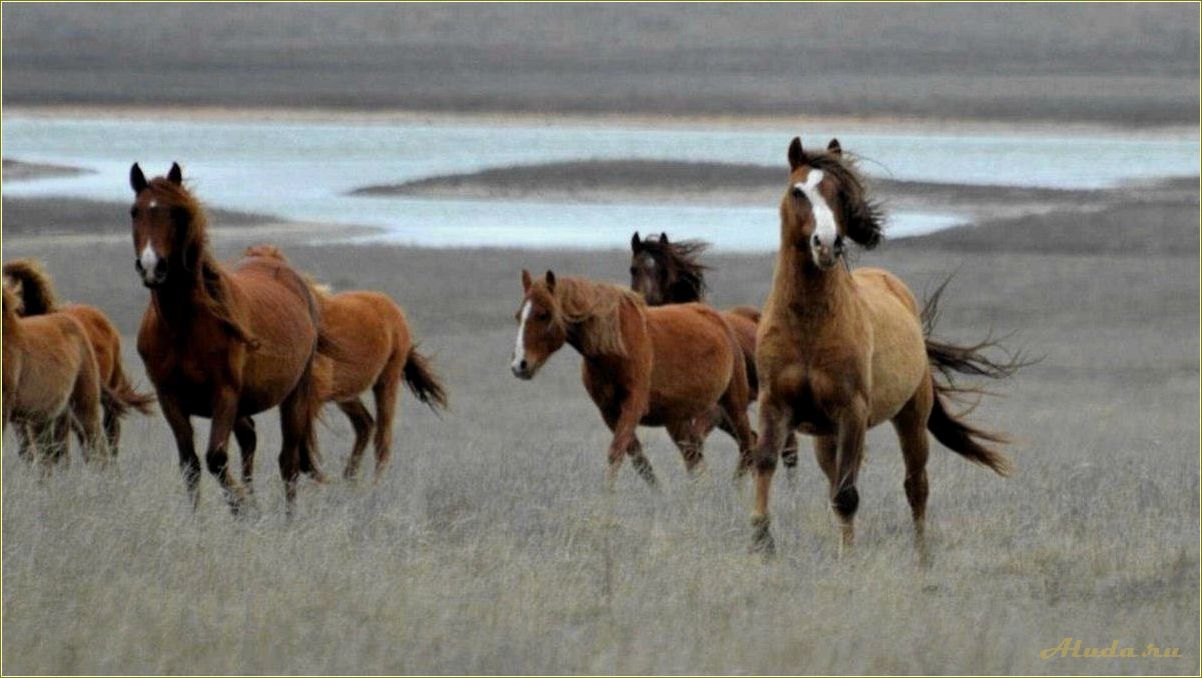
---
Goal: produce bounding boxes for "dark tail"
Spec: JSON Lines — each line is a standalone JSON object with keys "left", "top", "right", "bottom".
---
{"left": 2, "top": 259, "right": 58, "bottom": 316}
{"left": 403, "top": 347, "right": 449, "bottom": 412}
{"left": 927, "top": 387, "right": 1013, "bottom": 476}
{"left": 922, "top": 275, "right": 1036, "bottom": 476}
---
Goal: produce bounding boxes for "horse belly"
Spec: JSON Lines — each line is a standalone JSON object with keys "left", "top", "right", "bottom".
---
{"left": 864, "top": 295, "right": 927, "bottom": 426}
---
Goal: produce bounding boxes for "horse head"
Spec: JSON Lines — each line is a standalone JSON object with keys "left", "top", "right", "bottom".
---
{"left": 780, "top": 137, "right": 883, "bottom": 271}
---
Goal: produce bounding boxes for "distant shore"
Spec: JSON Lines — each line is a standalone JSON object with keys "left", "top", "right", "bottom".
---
{"left": 3, "top": 158, "right": 93, "bottom": 182}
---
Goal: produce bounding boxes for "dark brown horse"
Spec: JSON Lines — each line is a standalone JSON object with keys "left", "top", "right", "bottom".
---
{"left": 749, "top": 137, "right": 1024, "bottom": 557}
{"left": 511, "top": 270, "right": 756, "bottom": 485}
{"left": 4, "top": 259, "right": 155, "bottom": 458}
{"left": 629, "top": 231, "right": 799, "bottom": 470}
{"left": 130, "top": 162, "right": 331, "bottom": 514}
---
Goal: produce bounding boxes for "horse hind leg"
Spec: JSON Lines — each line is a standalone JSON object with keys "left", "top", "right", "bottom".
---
{"left": 666, "top": 420, "right": 707, "bottom": 476}
{"left": 69, "top": 365, "right": 106, "bottom": 465}
{"left": 717, "top": 370, "right": 757, "bottom": 481}
{"left": 102, "top": 398, "right": 121, "bottom": 458}
{"left": 891, "top": 386, "right": 933, "bottom": 563}
{"left": 370, "top": 365, "right": 402, "bottom": 483}
{"left": 337, "top": 399, "right": 374, "bottom": 481}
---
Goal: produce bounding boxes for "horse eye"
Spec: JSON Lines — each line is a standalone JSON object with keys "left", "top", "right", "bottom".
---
{"left": 791, "top": 187, "right": 804, "bottom": 199}
{"left": 629, "top": 266, "right": 638, "bottom": 275}
{"left": 130, "top": 206, "right": 139, "bottom": 218}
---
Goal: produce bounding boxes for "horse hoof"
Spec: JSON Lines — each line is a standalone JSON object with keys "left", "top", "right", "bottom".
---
{"left": 750, "top": 516, "right": 776, "bottom": 559}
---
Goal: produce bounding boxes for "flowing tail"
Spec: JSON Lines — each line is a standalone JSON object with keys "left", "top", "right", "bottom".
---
{"left": 403, "top": 347, "right": 449, "bottom": 412}
{"left": 2, "top": 259, "right": 58, "bottom": 316}
{"left": 921, "top": 276, "right": 1036, "bottom": 476}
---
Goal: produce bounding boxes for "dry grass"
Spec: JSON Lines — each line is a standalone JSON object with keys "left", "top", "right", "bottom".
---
{"left": 2, "top": 233, "right": 1198, "bottom": 674}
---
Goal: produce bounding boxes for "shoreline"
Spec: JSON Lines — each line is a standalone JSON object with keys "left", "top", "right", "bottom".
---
{"left": 5, "top": 104, "right": 1199, "bottom": 140}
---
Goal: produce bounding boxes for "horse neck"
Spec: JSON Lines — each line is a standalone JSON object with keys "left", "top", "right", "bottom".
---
{"left": 663, "top": 275, "right": 703, "bottom": 304}
{"left": 148, "top": 253, "right": 221, "bottom": 329}
{"left": 564, "top": 297, "right": 638, "bottom": 362}
{"left": 769, "top": 247, "right": 855, "bottom": 322}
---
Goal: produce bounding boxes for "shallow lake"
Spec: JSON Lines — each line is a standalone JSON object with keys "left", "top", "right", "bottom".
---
{"left": 3, "top": 116, "right": 1197, "bottom": 251}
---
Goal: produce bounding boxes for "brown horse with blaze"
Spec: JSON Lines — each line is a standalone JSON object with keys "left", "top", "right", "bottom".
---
{"left": 750, "top": 136, "right": 1024, "bottom": 557}
{"left": 130, "top": 162, "right": 331, "bottom": 514}
{"left": 628, "top": 231, "right": 800, "bottom": 471}
{"left": 3, "top": 259, "right": 154, "bottom": 459}
{"left": 241, "top": 245, "right": 448, "bottom": 483}
{"left": 511, "top": 270, "right": 756, "bottom": 485}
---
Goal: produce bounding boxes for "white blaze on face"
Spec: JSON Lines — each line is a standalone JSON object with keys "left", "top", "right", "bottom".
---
{"left": 138, "top": 243, "right": 159, "bottom": 281}
{"left": 794, "top": 169, "right": 838, "bottom": 252}
{"left": 511, "top": 301, "right": 532, "bottom": 370}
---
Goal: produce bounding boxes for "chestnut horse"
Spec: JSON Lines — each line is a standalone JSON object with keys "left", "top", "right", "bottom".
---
{"left": 628, "top": 231, "right": 799, "bottom": 469}
{"left": 241, "top": 245, "right": 449, "bottom": 482}
{"left": 130, "top": 162, "right": 330, "bottom": 514}
{"left": 750, "top": 137, "right": 1023, "bottom": 557}
{"left": 511, "top": 270, "right": 755, "bottom": 485}
{"left": 4, "top": 259, "right": 155, "bottom": 458}
{"left": 3, "top": 282, "right": 105, "bottom": 467}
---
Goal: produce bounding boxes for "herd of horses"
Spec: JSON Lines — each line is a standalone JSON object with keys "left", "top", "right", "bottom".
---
{"left": 3, "top": 135, "right": 1025, "bottom": 556}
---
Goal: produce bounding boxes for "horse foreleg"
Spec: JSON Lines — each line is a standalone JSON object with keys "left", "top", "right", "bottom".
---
{"left": 234, "top": 416, "right": 257, "bottom": 494}
{"left": 15, "top": 422, "right": 37, "bottom": 462}
{"left": 603, "top": 399, "right": 654, "bottom": 490}
{"left": 338, "top": 399, "right": 375, "bottom": 481}
{"left": 749, "top": 399, "right": 793, "bottom": 556}
{"left": 832, "top": 397, "right": 869, "bottom": 557}
{"left": 205, "top": 387, "right": 247, "bottom": 515}
{"left": 160, "top": 396, "right": 200, "bottom": 510}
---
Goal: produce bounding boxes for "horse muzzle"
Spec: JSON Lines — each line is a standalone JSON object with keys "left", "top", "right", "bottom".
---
{"left": 510, "top": 357, "right": 539, "bottom": 380}
{"left": 135, "top": 258, "right": 168, "bottom": 287}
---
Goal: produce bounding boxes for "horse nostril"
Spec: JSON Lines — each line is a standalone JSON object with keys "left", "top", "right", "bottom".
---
{"left": 519, "top": 359, "right": 529, "bottom": 371}
{"left": 811, "top": 233, "right": 822, "bottom": 246}
{"left": 154, "top": 259, "right": 168, "bottom": 275}
{"left": 834, "top": 235, "right": 845, "bottom": 250}
{"left": 134, "top": 258, "right": 144, "bottom": 273}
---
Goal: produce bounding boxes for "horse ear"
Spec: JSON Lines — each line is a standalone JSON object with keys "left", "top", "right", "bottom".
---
{"left": 167, "top": 162, "right": 183, "bottom": 185}
{"left": 827, "top": 138, "right": 842, "bottom": 156}
{"left": 788, "top": 137, "right": 806, "bottom": 171}
{"left": 660, "top": 232, "right": 669, "bottom": 245}
{"left": 545, "top": 270, "right": 556, "bottom": 292}
{"left": 521, "top": 269, "right": 533, "bottom": 292}
{"left": 631, "top": 231, "right": 641, "bottom": 252}
{"left": 130, "top": 163, "right": 148, "bottom": 194}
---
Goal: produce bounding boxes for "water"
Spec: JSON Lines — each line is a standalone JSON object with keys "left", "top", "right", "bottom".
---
{"left": 3, "top": 116, "right": 1197, "bottom": 251}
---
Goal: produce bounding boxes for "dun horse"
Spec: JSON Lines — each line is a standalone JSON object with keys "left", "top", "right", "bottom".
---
{"left": 242, "top": 245, "right": 448, "bottom": 482}
{"left": 629, "top": 232, "right": 799, "bottom": 469}
{"left": 511, "top": 270, "right": 755, "bottom": 484}
{"left": 130, "top": 162, "right": 331, "bottom": 514}
{"left": 4, "top": 259, "right": 155, "bottom": 458}
{"left": 3, "top": 281, "right": 105, "bottom": 466}
{"left": 750, "top": 137, "right": 1023, "bottom": 556}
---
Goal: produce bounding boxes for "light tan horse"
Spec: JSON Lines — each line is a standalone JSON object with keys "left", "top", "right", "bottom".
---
{"left": 3, "top": 283, "right": 106, "bottom": 467}
{"left": 241, "top": 245, "right": 449, "bottom": 483}
{"left": 511, "top": 270, "right": 756, "bottom": 485}
{"left": 4, "top": 259, "right": 155, "bottom": 458}
{"left": 750, "top": 137, "right": 1023, "bottom": 557}
{"left": 130, "top": 163, "right": 333, "bottom": 514}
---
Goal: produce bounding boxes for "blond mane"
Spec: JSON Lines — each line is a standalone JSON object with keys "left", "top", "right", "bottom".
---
{"left": 547, "top": 276, "right": 645, "bottom": 356}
